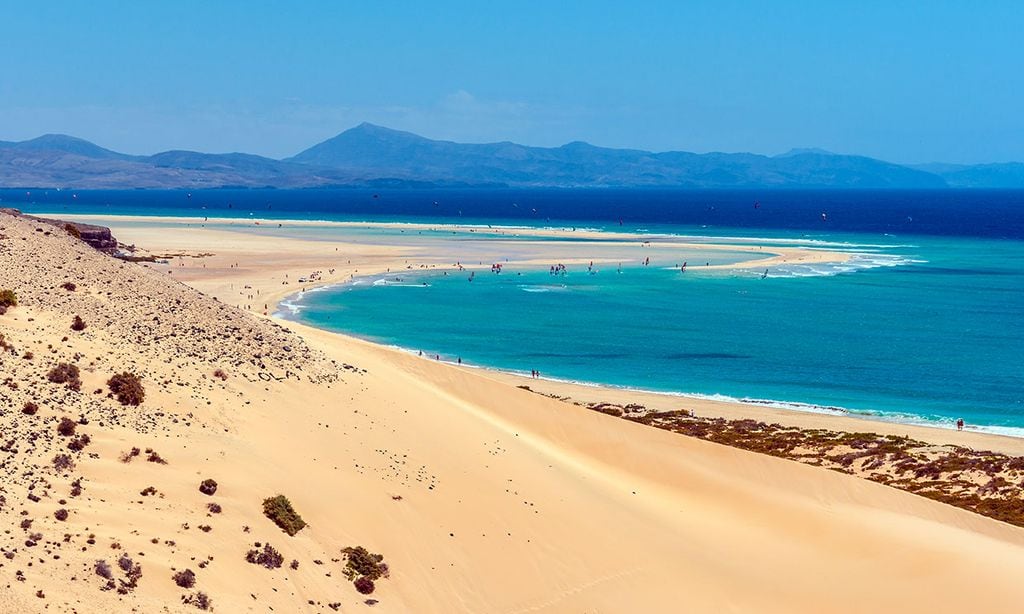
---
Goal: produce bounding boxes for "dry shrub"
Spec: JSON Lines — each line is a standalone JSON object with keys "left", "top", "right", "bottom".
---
{"left": 71, "top": 315, "right": 87, "bottom": 331}
{"left": 107, "top": 372, "right": 145, "bottom": 405}
{"left": 172, "top": 568, "right": 196, "bottom": 588}
{"left": 61, "top": 281, "right": 77, "bottom": 291}
{"left": 354, "top": 576, "right": 375, "bottom": 594}
{"left": 245, "top": 543, "right": 284, "bottom": 569}
{"left": 57, "top": 417, "right": 77, "bottom": 437}
{"left": 22, "top": 401, "right": 38, "bottom": 415}
{"left": 0, "top": 289, "right": 16, "bottom": 308}
{"left": 48, "top": 363, "right": 81, "bottom": 391}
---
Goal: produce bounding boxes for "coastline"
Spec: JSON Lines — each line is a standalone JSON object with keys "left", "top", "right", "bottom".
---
{"left": 5, "top": 207, "right": 1024, "bottom": 612}
{"left": 76, "top": 212, "right": 1022, "bottom": 450}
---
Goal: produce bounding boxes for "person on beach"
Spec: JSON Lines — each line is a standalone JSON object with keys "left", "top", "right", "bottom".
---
{"left": 957, "top": 418, "right": 964, "bottom": 431}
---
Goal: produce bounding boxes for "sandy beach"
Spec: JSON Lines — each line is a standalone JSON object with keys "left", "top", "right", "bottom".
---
{"left": 3, "top": 210, "right": 1024, "bottom": 613}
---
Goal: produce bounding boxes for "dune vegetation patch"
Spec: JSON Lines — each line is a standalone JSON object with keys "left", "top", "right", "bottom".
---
{"left": 262, "top": 495, "right": 307, "bottom": 536}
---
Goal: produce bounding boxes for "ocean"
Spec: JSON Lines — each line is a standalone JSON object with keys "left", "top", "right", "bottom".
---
{"left": 11, "top": 188, "right": 1024, "bottom": 434}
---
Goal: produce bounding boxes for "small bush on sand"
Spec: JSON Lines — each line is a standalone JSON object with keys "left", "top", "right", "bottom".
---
{"left": 107, "top": 372, "right": 145, "bottom": 405}
{"left": 206, "top": 502, "right": 222, "bottom": 514}
{"left": 245, "top": 543, "right": 284, "bottom": 569}
{"left": 213, "top": 368, "right": 229, "bottom": 381}
{"left": 68, "top": 433, "right": 91, "bottom": 451}
{"left": 173, "top": 568, "right": 196, "bottom": 588}
{"left": 354, "top": 576, "right": 375, "bottom": 594}
{"left": 198, "top": 479, "right": 218, "bottom": 496}
{"left": 0, "top": 289, "right": 17, "bottom": 308}
{"left": 263, "top": 495, "right": 306, "bottom": 536}
{"left": 95, "top": 559, "right": 113, "bottom": 579}
{"left": 57, "top": 417, "right": 77, "bottom": 437}
{"left": 71, "top": 315, "right": 87, "bottom": 331}
{"left": 183, "top": 591, "right": 213, "bottom": 610}
{"left": 22, "top": 401, "right": 38, "bottom": 415}
{"left": 61, "top": 281, "right": 77, "bottom": 291}
{"left": 52, "top": 454, "right": 75, "bottom": 471}
{"left": 341, "top": 546, "right": 389, "bottom": 581}
{"left": 48, "top": 363, "right": 81, "bottom": 391}
{"left": 54, "top": 508, "right": 68, "bottom": 521}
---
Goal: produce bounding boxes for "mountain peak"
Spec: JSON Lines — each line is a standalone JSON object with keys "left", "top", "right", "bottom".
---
{"left": 11, "top": 134, "right": 129, "bottom": 160}
{"left": 776, "top": 147, "right": 836, "bottom": 158}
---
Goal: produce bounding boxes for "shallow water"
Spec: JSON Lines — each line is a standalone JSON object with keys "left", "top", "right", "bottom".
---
{"left": 290, "top": 232, "right": 1024, "bottom": 435}
{"left": 18, "top": 188, "right": 1024, "bottom": 434}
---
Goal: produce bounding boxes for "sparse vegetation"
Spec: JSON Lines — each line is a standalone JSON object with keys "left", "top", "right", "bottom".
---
{"left": 22, "top": 401, "right": 38, "bottom": 415}
{"left": 354, "top": 576, "right": 375, "bottom": 595}
{"left": 342, "top": 546, "right": 389, "bottom": 583}
{"left": 206, "top": 502, "right": 222, "bottom": 514}
{"left": 54, "top": 508, "right": 69, "bottom": 521}
{"left": 0, "top": 289, "right": 17, "bottom": 308}
{"left": 57, "top": 417, "right": 77, "bottom": 437}
{"left": 120, "top": 447, "right": 142, "bottom": 463}
{"left": 183, "top": 591, "right": 213, "bottom": 610}
{"left": 262, "top": 495, "right": 306, "bottom": 536}
{"left": 245, "top": 542, "right": 284, "bottom": 569}
{"left": 173, "top": 568, "right": 196, "bottom": 588}
{"left": 107, "top": 372, "right": 145, "bottom": 405}
{"left": 61, "top": 281, "right": 77, "bottom": 291}
{"left": 68, "top": 433, "right": 91, "bottom": 451}
{"left": 52, "top": 454, "right": 75, "bottom": 471}
{"left": 71, "top": 315, "right": 87, "bottom": 331}
{"left": 47, "top": 362, "right": 82, "bottom": 391}
{"left": 213, "top": 368, "right": 229, "bottom": 381}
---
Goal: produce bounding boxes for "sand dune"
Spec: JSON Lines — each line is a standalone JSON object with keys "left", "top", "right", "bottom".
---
{"left": 2, "top": 211, "right": 1024, "bottom": 612}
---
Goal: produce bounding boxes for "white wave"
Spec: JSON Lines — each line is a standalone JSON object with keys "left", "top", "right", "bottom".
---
{"left": 519, "top": 284, "right": 569, "bottom": 293}
{"left": 748, "top": 252, "right": 925, "bottom": 278}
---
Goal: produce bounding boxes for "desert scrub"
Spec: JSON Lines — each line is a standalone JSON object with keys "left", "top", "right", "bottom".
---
{"left": 263, "top": 495, "right": 306, "bottom": 536}
{"left": 341, "top": 546, "right": 389, "bottom": 582}
{"left": 354, "top": 576, "right": 375, "bottom": 594}
{"left": 71, "top": 315, "right": 87, "bottom": 331}
{"left": 172, "top": 568, "right": 196, "bottom": 588}
{"left": 198, "top": 479, "right": 218, "bottom": 496}
{"left": 57, "top": 417, "right": 77, "bottom": 437}
{"left": 0, "top": 289, "right": 17, "bottom": 308}
{"left": 245, "top": 542, "right": 284, "bottom": 569}
{"left": 107, "top": 372, "right": 145, "bottom": 405}
{"left": 48, "top": 362, "right": 82, "bottom": 391}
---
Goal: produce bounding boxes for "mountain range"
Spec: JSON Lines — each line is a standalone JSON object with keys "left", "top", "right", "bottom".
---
{"left": 1, "top": 123, "right": 1022, "bottom": 189}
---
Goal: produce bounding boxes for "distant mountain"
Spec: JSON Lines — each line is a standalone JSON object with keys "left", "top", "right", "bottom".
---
{"left": 2, "top": 133, "right": 134, "bottom": 161}
{"left": 288, "top": 123, "right": 946, "bottom": 188}
{"left": 1, "top": 124, "right": 1022, "bottom": 189}
{"left": 913, "top": 162, "right": 1024, "bottom": 188}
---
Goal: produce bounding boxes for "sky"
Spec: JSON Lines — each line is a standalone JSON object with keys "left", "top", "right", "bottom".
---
{"left": 1, "top": 1, "right": 1022, "bottom": 163}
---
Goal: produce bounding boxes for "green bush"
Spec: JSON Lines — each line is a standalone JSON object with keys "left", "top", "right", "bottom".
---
{"left": 263, "top": 495, "right": 306, "bottom": 536}
{"left": 341, "top": 546, "right": 388, "bottom": 581}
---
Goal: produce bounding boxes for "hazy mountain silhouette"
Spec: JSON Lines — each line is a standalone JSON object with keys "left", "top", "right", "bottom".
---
{"left": 0, "top": 123, "right": 1019, "bottom": 189}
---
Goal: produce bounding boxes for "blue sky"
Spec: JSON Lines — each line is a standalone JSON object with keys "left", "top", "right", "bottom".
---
{"left": 1, "top": 1, "right": 1021, "bottom": 162}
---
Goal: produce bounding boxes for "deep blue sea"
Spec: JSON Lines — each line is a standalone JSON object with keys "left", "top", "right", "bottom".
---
{"left": 11, "top": 188, "right": 1024, "bottom": 434}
